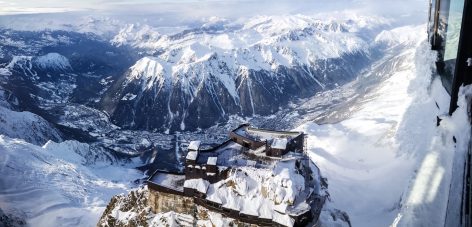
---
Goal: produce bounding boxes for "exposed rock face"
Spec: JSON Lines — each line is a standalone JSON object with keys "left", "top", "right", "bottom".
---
{"left": 97, "top": 187, "right": 196, "bottom": 227}
{"left": 98, "top": 187, "right": 271, "bottom": 227}
{"left": 148, "top": 190, "right": 194, "bottom": 215}
{"left": 0, "top": 88, "right": 62, "bottom": 146}
{"left": 0, "top": 106, "right": 62, "bottom": 145}
{"left": 103, "top": 52, "right": 370, "bottom": 132}
{"left": 97, "top": 187, "right": 151, "bottom": 227}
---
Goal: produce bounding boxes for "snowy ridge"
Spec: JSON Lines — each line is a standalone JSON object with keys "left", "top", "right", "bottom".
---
{"left": 0, "top": 135, "right": 142, "bottom": 227}
{"left": 1, "top": 53, "right": 72, "bottom": 79}
{"left": 42, "top": 140, "right": 116, "bottom": 165}
{"left": 0, "top": 106, "right": 62, "bottom": 146}
{"left": 106, "top": 14, "right": 385, "bottom": 131}
{"left": 113, "top": 15, "right": 378, "bottom": 70}
{"left": 0, "top": 56, "right": 33, "bottom": 78}
{"left": 127, "top": 57, "right": 172, "bottom": 91}
{"left": 34, "top": 53, "right": 71, "bottom": 71}
{"left": 0, "top": 53, "right": 77, "bottom": 105}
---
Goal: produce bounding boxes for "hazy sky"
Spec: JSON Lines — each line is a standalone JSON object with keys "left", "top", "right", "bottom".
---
{"left": 0, "top": 0, "right": 428, "bottom": 16}
{"left": 0, "top": 0, "right": 429, "bottom": 32}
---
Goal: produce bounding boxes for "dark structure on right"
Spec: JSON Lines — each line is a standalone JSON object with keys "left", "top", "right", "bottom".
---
{"left": 428, "top": 0, "right": 472, "bottom": 114}
{"left": 428, "top": 1, "right": 472, "bottom": 226}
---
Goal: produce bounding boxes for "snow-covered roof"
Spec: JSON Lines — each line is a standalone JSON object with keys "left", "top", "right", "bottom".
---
{"left": 188, "top": 140, "right": 201, "bottom": 151}
{"left": 240, "top": 197, "right": 260, "bottom": 216}
{"left": 274, "top": 203, "right": 287, "bottom": 214}
{"left": 287, "top": 201, "right": 311, "bottom": 216}
{"left": 184, "top": 179, "right": 210, "bottom": 194}
{"left": 201, "top": 160, "right": 307, "bottom": 226}
{"left": 273, "top": 211, "right": 295, "bottom": 227}
{"left": 207, "top": 157, "right": 217, "bottom": 165}
{"left": 206, "top": 189, "right": 223, "bottom": 204}
{"left": 186, "top": 151, "right": 198, "bottom": 160}
{"left": 234, "top": 125, "right": 302, "bottom": 142}
{"left": 222, "top": 192, "right": 240, "bottom": 210}
{"left": 149, "top": 172, "right": 185, "bottom": 192}
{"left": 258, "top": 202, "right": 273, "bottom": 219}
{"left": 271, "top": 138, "right": 288, "bottom": 150}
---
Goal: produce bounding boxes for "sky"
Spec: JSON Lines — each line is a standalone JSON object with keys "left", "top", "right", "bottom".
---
{"left": 0, "top": 0, "right": 428, "bottom": 16}
{"left": 0, "top": 0, "right": 349, "bottom": 15}
{"left": 0, "top": 0, "right": 428, "bottom": 32}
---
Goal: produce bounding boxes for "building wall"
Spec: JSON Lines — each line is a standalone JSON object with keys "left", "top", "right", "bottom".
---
{"left": 287, "top": 134, "right": 304, "bottom": 152}
{"left": 148, "top": 189, "right": 195, "bottom": 215}
{"left": 148, "top": 186, "right": 315, "bottom": 227}
{"left": 185, "top": 164, "right": 229, "bottom": 183}
{"left": 266, "top": 147, "right": 285, "bottom": 157}
{"left": 229, "top": 132, "right": 266, "bottom": 150}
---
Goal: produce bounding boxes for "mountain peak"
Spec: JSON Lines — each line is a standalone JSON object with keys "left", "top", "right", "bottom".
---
{"left": 34, "top": 53, "right": 71, "bottom": 71}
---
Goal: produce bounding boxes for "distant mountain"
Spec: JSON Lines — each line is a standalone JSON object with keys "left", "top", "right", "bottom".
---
{"left": 101, "top": 15, "right": 384, "bottom": 131}
{"left": 0, "top": 15, "right": 388, "bottom": 133}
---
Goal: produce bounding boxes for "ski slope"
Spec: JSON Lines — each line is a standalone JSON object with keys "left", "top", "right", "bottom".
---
{"left": 299, "top": 26, "right": 471, "bottom": 226}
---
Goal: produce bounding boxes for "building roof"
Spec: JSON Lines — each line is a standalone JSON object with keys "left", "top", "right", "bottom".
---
{"left": 186, "top": 151, "right": 198, "bottom": 160}
{"left": 232, "top": 124, "right": 302, "bottom": 143}
{"left": 184, "top": 178, "right": 210, "bottom": 194}
{"left": 207, "top": 156, "right": 218, "bottom": 165}
{"left": 148, "top": 172, "right": 185, "bottom": 192}
{"left": 188, "top": 140, "right": 201, "bottom": 151}
{"left": 271, "top": 138, "right": 288, "bottom": 150}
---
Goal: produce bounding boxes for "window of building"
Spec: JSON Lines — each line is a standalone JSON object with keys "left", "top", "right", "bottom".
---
{"left": 432, "top": 0, "right": 466, "bottom": 93}
{"left": 444, "top": 0, "right": 465, "bottom": 60}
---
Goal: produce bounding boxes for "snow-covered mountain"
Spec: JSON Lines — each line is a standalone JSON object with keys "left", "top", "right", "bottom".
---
{"left": 102, "top": 15, "right": 388, "bottom": 131}
{"left": 0, "top": 87, "right": 62, "bottom": 145}
{"left": 0, "top": 14, "right": 389, "bottom": 132}
{"left": 0, "top": 106, "right": 62, "bottom": 145}
{"left": 0, "top": 135, "right": 143, "bottom": 226}
{"left": 0, "top": 6, "right": 440, "bottom": 227}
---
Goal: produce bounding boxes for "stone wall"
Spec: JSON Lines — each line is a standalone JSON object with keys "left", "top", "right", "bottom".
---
{"left": 148, "top": 189, "right": 195, "bottom": 215}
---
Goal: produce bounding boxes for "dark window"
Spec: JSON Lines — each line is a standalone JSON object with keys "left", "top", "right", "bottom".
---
{"left": 433, "top": 0, "right": 465, "bottom": 93}
{"left": 443, "top": 0, "right": 465, "bottom": 61}
{"left": 428, "top": 0, "right": 439, "bottom": 45}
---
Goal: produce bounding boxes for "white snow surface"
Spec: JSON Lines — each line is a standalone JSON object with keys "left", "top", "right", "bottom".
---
{"left": 205, "top": 160, "right": 306, "bottom": 226}
{"left": 298, "top": 25, "right": 471, "bottom": 226}
{"left": 271, "top": 138, "right": 288, "bottom": 150}
{"left": 0, "top": 106, "right": 62, "bottom": 146}
{"left": 186, "top": 151, "right": 198, "bottom": 161}
{"left": 183, "top": 179, "right": 210, "bottom": 194}
{"left": 207, "top": 156, "right": 217, "bottom": 165}
{"left": 34, "top": 53, "right": 71, "bottom": 70}
{"left": 0, "top": 136, "right": 143, "bottom": 227}
{"left": 121, "top": 93, "right": 137, "bottom": 101}
{"left": 188, "top": 140, "right": 201, "bottom": 151}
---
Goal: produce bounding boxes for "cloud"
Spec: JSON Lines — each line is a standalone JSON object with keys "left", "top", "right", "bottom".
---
{"left": 0, "top": 0, "right": 428, "bottom": 30}
{"left": 0, "top": 0, "right": 426, "bottom": 17}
